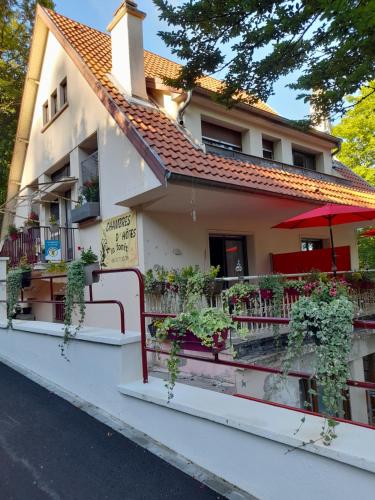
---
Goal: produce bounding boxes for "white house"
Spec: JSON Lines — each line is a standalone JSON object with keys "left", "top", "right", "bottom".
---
{"left": 0, "top": 4, "right": 375, "bottom": 497}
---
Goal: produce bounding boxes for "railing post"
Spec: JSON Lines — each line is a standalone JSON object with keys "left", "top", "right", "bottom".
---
{"left": 0, "top": 258, "right": 8, "bottom": 323}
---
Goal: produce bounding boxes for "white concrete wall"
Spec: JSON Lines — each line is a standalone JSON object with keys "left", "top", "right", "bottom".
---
{"left": 0, "top": 322, "right": 375, "bottom": 500}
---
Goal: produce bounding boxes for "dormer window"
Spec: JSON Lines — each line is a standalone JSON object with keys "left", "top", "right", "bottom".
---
{"left": 201, "top": 120, "right": 242, "bottom": 152}
{"left": 293, "top": 149, "right": 316, "bottom": 170}
{"left": 262, "top": 139, "right": 274, "bottom": 160}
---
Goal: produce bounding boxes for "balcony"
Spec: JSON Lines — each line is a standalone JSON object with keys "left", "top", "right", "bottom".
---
{"left": 204, "top": 143, "right": 352, "bottom": 187}
{"left": 0, "top": 226, "right": 77, "bottom": 266}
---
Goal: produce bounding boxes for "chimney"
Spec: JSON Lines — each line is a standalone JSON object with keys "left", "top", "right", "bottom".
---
{"left": 107, "top": 1, "right": 148, "bottom": 100}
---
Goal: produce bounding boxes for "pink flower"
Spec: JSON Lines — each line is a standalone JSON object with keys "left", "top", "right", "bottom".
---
{"left": 329, "top": 288, "right": 337, "bottom": 297}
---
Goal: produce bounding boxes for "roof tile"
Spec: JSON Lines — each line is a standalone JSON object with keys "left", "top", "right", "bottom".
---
{"left": 45, "top": 9, "right": 375, "bottom": 208}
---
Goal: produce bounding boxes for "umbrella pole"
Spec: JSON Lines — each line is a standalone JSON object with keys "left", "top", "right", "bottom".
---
{"left": 329, "top": 219, "right": 337, "bottom": 277}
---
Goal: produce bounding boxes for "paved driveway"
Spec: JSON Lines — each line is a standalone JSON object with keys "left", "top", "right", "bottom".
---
{"left": 0, "top": 362, "right": 223, "bottom": 500}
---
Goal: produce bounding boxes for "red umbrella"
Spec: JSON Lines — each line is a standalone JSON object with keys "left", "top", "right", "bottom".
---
{"left": 361, "top": 228, "right": 375, "bottom": 237}
{"left": 273, "top": 203, "right": 375, "bottom": 274}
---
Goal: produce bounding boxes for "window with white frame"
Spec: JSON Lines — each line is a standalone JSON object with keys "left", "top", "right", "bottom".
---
{"left": 201, "top": 120, "right": 242, "bottom": 152}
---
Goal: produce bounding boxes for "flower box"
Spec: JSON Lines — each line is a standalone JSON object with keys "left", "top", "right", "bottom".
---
{"left": 284, "top": 287, "right": 301, "bottom": 299}
{"left": 84, "top": 262, "right": 100, "bottom": 286}
{"left": 260, "top": 289, "right": 273, "bottom": 300}
{"left": 71, "top": 202, "right": 100, "bottom": 223}
{"left": 167, "top": 328, "right": 228, "bottom": 353}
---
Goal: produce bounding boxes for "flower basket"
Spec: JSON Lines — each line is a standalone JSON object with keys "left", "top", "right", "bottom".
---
{"left": 10, "top": 233, "right": 18, "bottom": 241}
{"left": 21, "top": 270, "right": 32, "bottom": 288}
{"left": 284, "top": 287, "right": 301, "bottom": 299}
{"left": 260, "top": 289, "right": 273, "bottom": 300}
{"left": 167, "top": 328, "right": 228, "bottom": 353}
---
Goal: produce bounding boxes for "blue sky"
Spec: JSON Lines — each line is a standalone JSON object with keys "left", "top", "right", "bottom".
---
{"left": 54, "top": 0, "right": 309, "bottom": 119}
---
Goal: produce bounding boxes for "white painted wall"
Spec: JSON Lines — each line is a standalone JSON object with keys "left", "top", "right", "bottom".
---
{"left": 1, "top": 323, "right": 375, "bottom": 500}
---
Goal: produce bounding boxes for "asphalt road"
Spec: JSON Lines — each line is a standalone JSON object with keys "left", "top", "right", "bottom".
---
{"left": 0, "top": 362, "right": 224, "bottom": 500}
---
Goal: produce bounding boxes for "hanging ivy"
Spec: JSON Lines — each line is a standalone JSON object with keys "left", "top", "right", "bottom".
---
{"left": 282, "top": 279, "right": 354, "bottom": 445}
{"left": 6, "top": 268, "right": 23, "bottom": 328}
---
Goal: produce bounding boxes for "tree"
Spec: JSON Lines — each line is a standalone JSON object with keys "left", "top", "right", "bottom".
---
{"left": 332, "top": 82, "right": 375, "bottom": 186}
{"left": 358, "top": 230, "right": 375, "bottom": 269}
{"left": 0, "top": 0, "right": 55, "bottom": 211}
{"left": 154, "top": 0, "right": 375, "bottom": 123}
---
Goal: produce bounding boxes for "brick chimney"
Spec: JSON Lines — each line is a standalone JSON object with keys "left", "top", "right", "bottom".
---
{"left": 107, "top": 1, "right": 148, "bottom": 100}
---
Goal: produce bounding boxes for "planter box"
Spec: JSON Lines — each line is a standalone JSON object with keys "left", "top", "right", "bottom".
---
{"left": 71, "top": 202, "right": 100, "bottom": 223}
{"left": 260, "top": 289, "right": 273, "bottom": 300}
{"left": 84, "top": 262, "right": 100, "bottom": 286}
{"left": 168, "top": 329, "right": 228, "bottom": 353}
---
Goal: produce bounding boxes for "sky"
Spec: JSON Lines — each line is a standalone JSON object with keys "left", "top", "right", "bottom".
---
{"left": 54, "top": 0, "right": 309, "bottom": 120}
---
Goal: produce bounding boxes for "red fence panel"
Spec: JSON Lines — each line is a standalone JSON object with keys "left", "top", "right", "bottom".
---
{"left": 271, "top": 245, "right": 351, "bottom": 274}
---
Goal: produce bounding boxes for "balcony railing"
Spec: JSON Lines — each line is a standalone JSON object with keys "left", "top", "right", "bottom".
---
{"left": 205, "top": 143, "right": 353, "bottom": 187}
{"left": 0, "top": 225, "right": 77, "bottom": 266}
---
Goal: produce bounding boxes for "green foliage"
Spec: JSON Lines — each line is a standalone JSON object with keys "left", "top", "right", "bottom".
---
{"left": 357, "top": 229, "right": 375, "bottom": 269}
{"left": 81, "top": 177, "right": 99, "bottom": 202}
{"left": 156, "top": 308, "right": 232, "bottom": 399}
{"left": 283, "top": 280, "right": 354, "bottom": 445}
{"left": 62, "top": 260, "right": 86, "bottom": 357}
{"left": 0, "top": 0, "right": 55, "bottom": 212}
{"left": 80, "top": 247, "right": 98, "bottom": 265}
{"left": 333, "top": 83, "right": 375, "bottom": 185}
{"left": 154, "top": 0, "right": 375, "bottom": 122}
{"left": 6, "top": 268, "right": 22, "bottom": 328}
{"left": 46, "top": 260, "right": 67, "bottom": 274}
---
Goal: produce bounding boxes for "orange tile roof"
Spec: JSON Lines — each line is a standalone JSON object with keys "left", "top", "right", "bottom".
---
{"left": 41, "top": 8, "right": 375, "bottom": 208}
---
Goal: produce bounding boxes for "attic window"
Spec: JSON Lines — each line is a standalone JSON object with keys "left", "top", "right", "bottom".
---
{"left": 201, "top": 120, "right": 242, "bottom": 152}
{"left": 60, "top": 78, "right": 67, "bottom": 106}
{"left": 293, "top": 149, "right": 316, "bottom": 170}
{"left": 51, "top": 90, "right": 58, "bottom": 117}
{"left": 262, "top": 139, "right": 274, "bottom": 160}
{"left": 42, "top": 101, "right": 49, "bottom": 125}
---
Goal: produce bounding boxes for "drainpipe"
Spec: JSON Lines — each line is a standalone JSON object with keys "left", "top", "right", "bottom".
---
{"left": 177, "top": 90, "right": 192, "bottom": 126}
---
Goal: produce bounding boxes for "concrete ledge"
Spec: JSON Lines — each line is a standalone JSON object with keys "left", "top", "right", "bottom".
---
{"left": 0, "top": 320, "right": 140, "bottom": 346}
{"left": 119, "top": 377, "right": 375, "bottom": 474}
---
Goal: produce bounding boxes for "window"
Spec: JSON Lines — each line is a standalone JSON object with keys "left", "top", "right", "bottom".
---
{"left": 51, "top": 90, "right": 58, "bottom": 117}
{"left": 50, "top": 163, "right": 70, "bottom": 182}
{"left": 301, "top": 238, "right": 323, "bottom": 251}
{"left": 209, "top": 235, "right": 248, "bottom": 277}
{"left": 262, "top": 139, "right": 274, "bottom": 160}
{"left": 42, "top": 101, "right": 49, "bottom": 125}
{"left": 60, "top": 78, "right": 67, "bottom": 106}
{"left": 201, "top": 121, "right": 242, "bottom": 152}
{"left": 293, "top": 149, "right": 316, "bottom": 170}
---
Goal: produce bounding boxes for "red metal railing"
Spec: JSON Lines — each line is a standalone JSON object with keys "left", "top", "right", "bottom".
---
{"left": 3, "top": 266, "right": 375, "bottom": 429}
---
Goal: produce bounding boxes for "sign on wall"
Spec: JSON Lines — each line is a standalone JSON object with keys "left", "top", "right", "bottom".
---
{"left": 45, "top": 240, "right": 62, "bottom": 262}
{"left": 100, "top": 211, "right": 138, "bottom": 269}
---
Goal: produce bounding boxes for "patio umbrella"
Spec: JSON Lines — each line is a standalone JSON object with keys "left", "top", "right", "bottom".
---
{"left": 273, "top": 203, "right": 375, "bottom": 275}
{"left": 361, "top": 228, "right": 375, "bottom": 237}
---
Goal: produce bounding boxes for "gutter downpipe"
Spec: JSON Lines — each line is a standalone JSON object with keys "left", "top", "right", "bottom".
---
{"left": 177, "top": 90, "right": 193, "bottom": 126}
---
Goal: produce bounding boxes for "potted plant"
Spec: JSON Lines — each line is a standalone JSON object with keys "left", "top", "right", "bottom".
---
{"left": 81, "top": 247, "right": 100, "bottom": 286}
{"left": 25, "top": 211, "right": 39, "bottom": 227}
{"left": 203, "top": 265, "right": 223, "bottom": 297}
{"left": 283, "top": 279, "right": 306, "bottom": 299}
{"left": 18, "top": 255, "right": 32, "bottom": 288}
{"left": 71, "top": 177, "right": 100, "bottom": 223}
{"left": 6, "top": 268, "right": 23, "bottom": 328}
{"left": 282, "top": 279, "right": 353, "bottom": 443}
{"left": 49, "top": 214, "right": 59, "bottom": 232}
{"left": 156, "top": 308, "right": 233, "bottom": 400}
{"left": 8, "top": 224, "right": 18, "bottom": 241}
{"left": 223, "top": 282, "right": 258, "bottom": 311}
{"left": 259, "top": 274, "right": 284, "bottom": 301}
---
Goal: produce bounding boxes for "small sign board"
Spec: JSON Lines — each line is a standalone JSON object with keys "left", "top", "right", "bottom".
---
{"left": 45, "top": 240, "right": 62, "bottom": 262}
{"left": 100, "top": 211, "right": 138, "bottom": 269}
